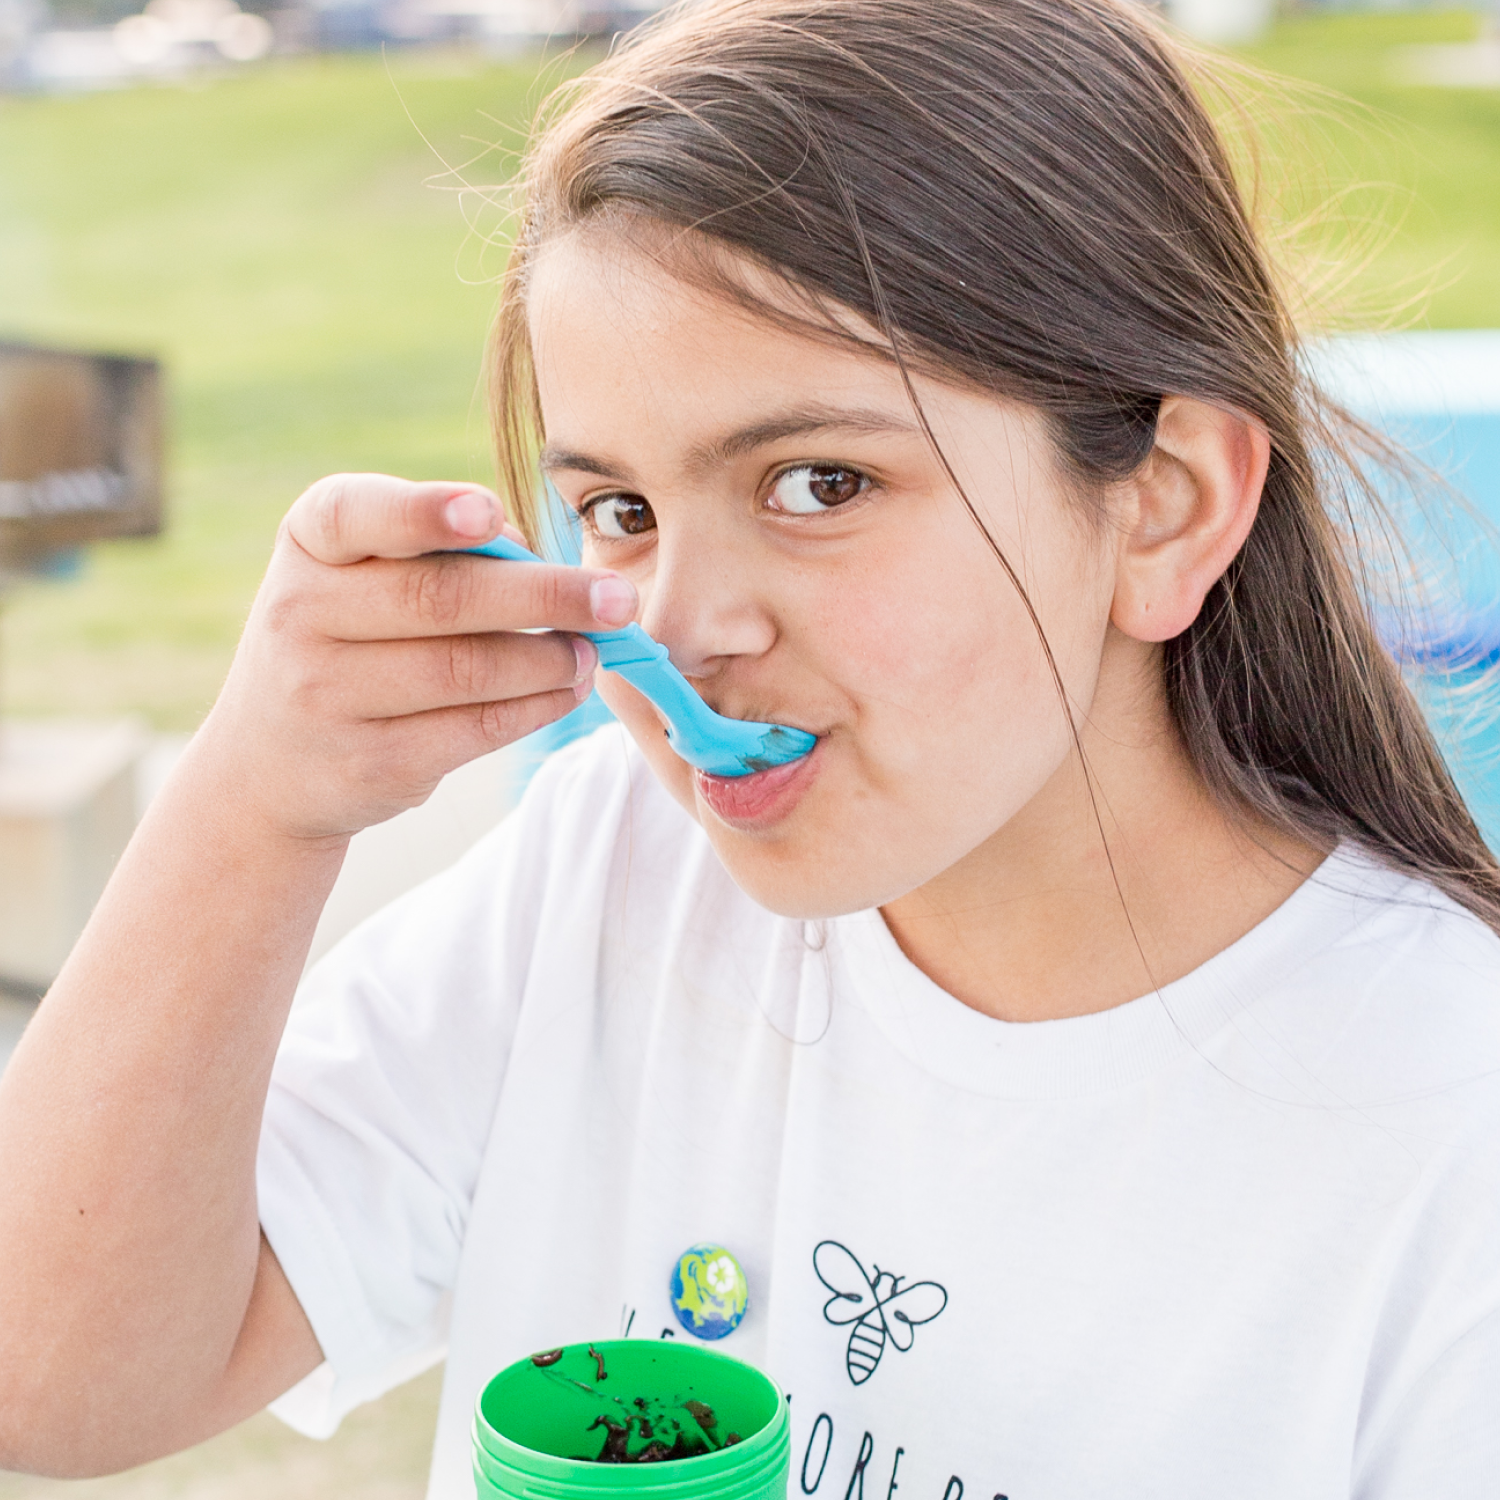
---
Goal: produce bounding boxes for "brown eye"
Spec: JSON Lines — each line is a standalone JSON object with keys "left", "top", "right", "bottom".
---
{"left": 768, "top": 464, "right": 869, "bottom": 514}
{"left": 589, "top": 494, "right": 656, "bottom": 539}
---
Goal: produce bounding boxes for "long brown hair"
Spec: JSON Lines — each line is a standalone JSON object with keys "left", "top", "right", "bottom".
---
{"left": 490, "top": 0, "right": 1500, "bottom": 929}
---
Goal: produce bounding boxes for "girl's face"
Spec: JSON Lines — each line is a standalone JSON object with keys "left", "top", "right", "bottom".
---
{"left": 528, "top": 228, "right": 1127, "bottom": 920}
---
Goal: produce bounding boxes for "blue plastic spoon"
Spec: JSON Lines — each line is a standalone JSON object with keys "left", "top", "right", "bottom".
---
{"left": 465, "top": 535, "right": 817, "bottom": 778}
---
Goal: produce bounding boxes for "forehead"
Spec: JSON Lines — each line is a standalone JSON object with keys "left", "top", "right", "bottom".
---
{"left": 525, "top": 226, "right": 912, "bottom": 433}
{"left": 523, "top": 223, "right": 1062, "bottom": 497}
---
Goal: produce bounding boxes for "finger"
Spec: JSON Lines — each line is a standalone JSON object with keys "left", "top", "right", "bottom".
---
{"left": 388, "top": 685, "right": 587, "bottom": 770}
{"left": 307, "top": 552, "right": 637, "bottom": 642}
{"left": 323, "top": 632, "right": 595, "bottom": 720}
{"left": 284, "top": 474, "right": 508, "bottom": 566}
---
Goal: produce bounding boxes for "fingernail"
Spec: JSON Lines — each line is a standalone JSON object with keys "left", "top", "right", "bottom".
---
{"left": 572, "top": 636, "right": 598, "bottom": 683}
{"left": 589, "top": 575, "right": 637, "bottom": 627}
{"left": 444, "top": 490, "right": 494, "bottom": 539}
{"left": 574, "top": 677, "right": 594, "bottom": 704}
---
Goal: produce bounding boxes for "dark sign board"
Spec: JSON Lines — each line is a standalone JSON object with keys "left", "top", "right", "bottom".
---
{"left": 0, "top": 342, "right": 163, "bottom": 571}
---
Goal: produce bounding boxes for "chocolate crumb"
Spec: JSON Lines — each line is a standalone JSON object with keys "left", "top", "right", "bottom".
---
{"left": 588, "top": 1415, "right": 632, "bottom": 1463}
{"left": 683, "top": 1399, "right": 717, "bottom": 1430}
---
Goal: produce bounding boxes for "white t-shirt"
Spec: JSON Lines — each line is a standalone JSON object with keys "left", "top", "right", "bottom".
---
{"left": 259, "top": 725, "right": 1500, "bottom": 1500}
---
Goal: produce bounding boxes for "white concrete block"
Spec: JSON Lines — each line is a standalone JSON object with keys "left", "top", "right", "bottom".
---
{"left": 0, "top": 718, "right": 148, "bottom": 991}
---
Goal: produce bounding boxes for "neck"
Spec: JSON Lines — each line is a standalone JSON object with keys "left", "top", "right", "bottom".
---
{"left": 880, "top": 638, "right": 1324, "bottom": 1023}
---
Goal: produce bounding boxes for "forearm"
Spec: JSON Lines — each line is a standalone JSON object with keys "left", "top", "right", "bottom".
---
{"left": 0, "top": 730, "right": 344, "bottom": 1471}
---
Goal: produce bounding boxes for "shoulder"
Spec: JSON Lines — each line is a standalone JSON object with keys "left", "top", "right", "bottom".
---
{"left": 302, "top": 724, "right": 709, "bottom": 1000}
{"left": 1311, "top": 846, "right": 1500, "bottom": 1011}
{"left": 1263, "top": 846, "right": 1500, "bottom": 1108}
{"left": 1290, "top": 857, "right": 1500, "bottom": 1470}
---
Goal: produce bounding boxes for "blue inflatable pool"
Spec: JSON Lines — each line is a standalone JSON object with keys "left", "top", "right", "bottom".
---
{"left": 1314, "top": 333, "right": 1500, "bottom": 846}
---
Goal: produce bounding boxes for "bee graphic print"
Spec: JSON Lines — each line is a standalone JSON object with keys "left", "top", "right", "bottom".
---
{"left": 813, "top": 1240, "right": 948, "bottom": 1385}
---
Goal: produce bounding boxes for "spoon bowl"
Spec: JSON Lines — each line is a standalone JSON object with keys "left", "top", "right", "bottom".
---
{"left": 464, "top": 535, "right": 816, "bottom": 778}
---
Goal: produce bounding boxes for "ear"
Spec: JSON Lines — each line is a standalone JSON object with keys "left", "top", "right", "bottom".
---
{"left": 1110, "top": 396, "right": 1270, "bottom": 644}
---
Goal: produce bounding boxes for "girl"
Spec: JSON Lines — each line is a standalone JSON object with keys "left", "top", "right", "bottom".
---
{"left": 2, "top": 1, "right": 1498, "bottom": 1495}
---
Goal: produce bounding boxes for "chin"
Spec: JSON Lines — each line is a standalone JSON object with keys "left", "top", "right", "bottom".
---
{"left": 608, "top": 694, "right": 933, "bottom": 917}
{"left": 704, "top": 833, "right": 910, "bottom": 920}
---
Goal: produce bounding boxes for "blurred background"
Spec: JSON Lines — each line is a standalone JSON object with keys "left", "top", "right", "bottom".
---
{"left": 0, "top": 0, "right": 1498, "bottom": 1494}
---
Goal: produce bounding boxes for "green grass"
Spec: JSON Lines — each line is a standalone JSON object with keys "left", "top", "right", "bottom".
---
{"left": 2, "top": 14, "right": 1499, "bottom": 728}
{"left": 0, "top": 46, "right": 582, "bottom": 725}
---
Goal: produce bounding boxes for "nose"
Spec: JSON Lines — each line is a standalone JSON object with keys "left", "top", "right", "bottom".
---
{"left": 637, "top": 520, "right": 778, "bottom": 683}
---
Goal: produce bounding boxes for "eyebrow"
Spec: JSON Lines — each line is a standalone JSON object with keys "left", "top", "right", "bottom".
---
{"left": 537, "top": 403, "right": 921, "bottom": 484}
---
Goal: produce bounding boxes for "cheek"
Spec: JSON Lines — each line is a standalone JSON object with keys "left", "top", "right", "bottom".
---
{"left": 809, "top": 553, "right": 1070, "bottom": 777}
{"left": 594, "top": 520, "right": 1115, "bottom": 920}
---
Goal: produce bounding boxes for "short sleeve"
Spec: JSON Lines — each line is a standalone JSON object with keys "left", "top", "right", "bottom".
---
{"left": 258, "top": 729, "right": 629, "bottom": 1436}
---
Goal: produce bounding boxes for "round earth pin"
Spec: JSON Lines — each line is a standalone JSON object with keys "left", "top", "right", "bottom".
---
{"left": 669, "top": 1244, "right": 748, "bottom": 1339}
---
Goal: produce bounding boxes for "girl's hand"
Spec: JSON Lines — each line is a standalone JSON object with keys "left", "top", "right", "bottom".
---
{"left": 196, "top": 473, "right": 637, "bottom": 843}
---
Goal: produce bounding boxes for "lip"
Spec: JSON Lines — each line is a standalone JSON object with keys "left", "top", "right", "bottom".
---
{"left": 694, "top": 738, "right": 822, "bottom": 830}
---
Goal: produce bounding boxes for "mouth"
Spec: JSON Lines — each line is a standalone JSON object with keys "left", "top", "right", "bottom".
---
{"left": 694, "top": 738, "right": 822, "bottom": 830}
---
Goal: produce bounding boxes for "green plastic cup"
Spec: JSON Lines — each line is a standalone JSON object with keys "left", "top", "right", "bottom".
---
{"left": 472, "top": 1340, "right": 789, "bottom": 1500}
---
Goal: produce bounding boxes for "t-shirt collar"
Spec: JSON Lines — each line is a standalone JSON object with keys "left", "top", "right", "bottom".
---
{"left": 831, "top": 845, "right": 1410, "bottom": 1101}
